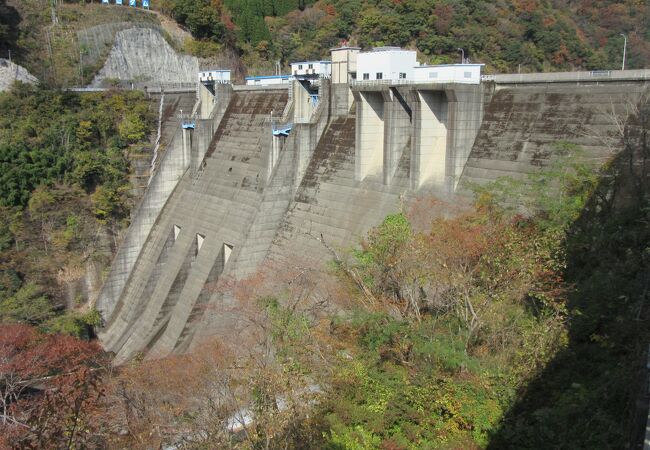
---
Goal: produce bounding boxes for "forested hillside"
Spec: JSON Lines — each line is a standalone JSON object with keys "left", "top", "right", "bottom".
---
{"left": 158, "top": 0, "right": 650, "bottom": 73}
{"left": 0, "top": 84, "right": 153, "bottom": 337}
{"left": 2, "top": 0, "right": 648, "bottom": 82}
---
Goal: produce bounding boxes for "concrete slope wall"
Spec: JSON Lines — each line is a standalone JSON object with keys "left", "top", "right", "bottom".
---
{"left": 267, "top": 110, "right": 412, "bottom": 271}
{"left": 96, "top": 92, "right": 196, "bottom": 320}
{"left": 91, "top": 28, "right": 198, "bottom": 87}
{"left": 460, "top": 82, "right": 650, "bottom": 188}
{"left": 100, "top": 90, "right": 289, "bottom": 362}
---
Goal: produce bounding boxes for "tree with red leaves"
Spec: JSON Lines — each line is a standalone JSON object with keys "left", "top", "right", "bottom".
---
{"left": 0, "top": 323, "right": 107, "bottom": 449}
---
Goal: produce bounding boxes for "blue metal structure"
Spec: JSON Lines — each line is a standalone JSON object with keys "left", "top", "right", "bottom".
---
{"left": 244, "top": 75, "right": 291, "bottom": 85}
{"left": 143, "top": 0, "right": 149, "bottom": 8}
{"left": 115, "top": 0, "right": 123, "bottom": 4}
{"left": 102, "top": 0, "right": 109, "bottom": 3}
{"left": 272, "top": 122, "right": 293, "bottom": 137}
{"left": 182, "top": 120, "right": 196, "bottom": 130}
{"left": 129, "top": 0, "right": 136, "bottom": 6}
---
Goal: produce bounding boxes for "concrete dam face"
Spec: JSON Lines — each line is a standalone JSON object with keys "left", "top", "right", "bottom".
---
{"left": 96, "top": 73, "right": 650, "bottom": 362}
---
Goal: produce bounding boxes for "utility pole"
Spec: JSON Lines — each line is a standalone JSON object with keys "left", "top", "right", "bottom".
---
{"left": 620, "top": 33, "right": 627, "bottom": 70}
{"left": 79, "top": 47, "right": 83, "bottom": 86}
{"left": 50, "top": 0, "right": 58, "bottom": 25}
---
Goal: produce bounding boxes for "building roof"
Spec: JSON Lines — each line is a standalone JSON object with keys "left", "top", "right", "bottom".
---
{"left": 244, "top": 75, "right": 291, "bottom": 80}
{"left": 330, "top": 46, "right": 361, "bottom": 51}
{"left": 200, "top": 69, "right": 231, "bottom": 72}
{"left": 290, "top": 60, "right": 332, "bottom": 65}
{"left": 416, "top": 64, "right": 485, "bottom": 68}
{"left": 371, "top": 46, "right": 407, "bottom": 52}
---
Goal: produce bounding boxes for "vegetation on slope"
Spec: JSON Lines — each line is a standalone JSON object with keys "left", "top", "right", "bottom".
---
{"left": 1, "top": 0, "right": 161, "bottom": 87}
{"left": 0, "top": 83, "right": 154, "bottom": 336}
{"left": 3, "top": 120, "right": 646, "bottom": 448}
{"left": 3, "top": 0, "right": 648, "bottom": 84}
{"left": 156, "top": 0, "right": 649, "bottom": 74}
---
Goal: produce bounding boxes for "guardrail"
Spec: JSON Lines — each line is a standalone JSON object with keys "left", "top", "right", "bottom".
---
{"left": 487, "top": 69, "right": 650, "bottom": 84}
{"left": 68, "top": 82, "right": 198, "bottom": 93}
{"left": 350, "top": 79, "right": 414, "bottom": 87}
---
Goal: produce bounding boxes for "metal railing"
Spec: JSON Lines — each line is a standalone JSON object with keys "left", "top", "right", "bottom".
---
{"left": 350, "top": 78, "right": 414, "bottom": 87}
{"left": 489, "top": 69, "right": 650, "bottom": 84}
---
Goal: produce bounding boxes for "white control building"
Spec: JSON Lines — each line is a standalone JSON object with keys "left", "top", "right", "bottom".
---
{"left": 413, "top": 64, "right": 484, "bottom": 84}
{"left": 199, "top": 69, "right": 232, "bottom": 83}
{"left": 245, "top": 75, "right": 291, "bottom": 86}
{"left": 290, "top": 61, "right": 332, "bottom": 78}
{"left": 356, "top": 47, "right": 417, "bottom": 82}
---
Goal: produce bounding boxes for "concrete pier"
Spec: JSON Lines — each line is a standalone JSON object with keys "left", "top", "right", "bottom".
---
{"left": 355, "top": 91, "right": 385, "bottom": 181}
{"left": 352, "top": 82, "right": 486, "bottom": 192}
{"left": 411, "top": 89, "right": 448, "bottom": 189}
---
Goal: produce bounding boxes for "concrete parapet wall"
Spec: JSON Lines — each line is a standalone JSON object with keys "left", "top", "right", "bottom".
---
{"left": 490, "top": 69, "right": 650, "bottom": 85}
{"left": 233, "top": 84, "right": 290, "bottom": 91}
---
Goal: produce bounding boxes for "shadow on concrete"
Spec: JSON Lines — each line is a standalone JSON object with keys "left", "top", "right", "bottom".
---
{"left": 487, "top": 93, "right": 650, "bottom": 449}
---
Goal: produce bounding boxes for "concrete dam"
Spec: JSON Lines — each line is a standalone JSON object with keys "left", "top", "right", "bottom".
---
{"left": 95, "top": 67, "right": 650, "bottom": 363}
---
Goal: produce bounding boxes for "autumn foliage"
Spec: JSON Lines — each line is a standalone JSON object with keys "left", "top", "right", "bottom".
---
{"left": 0, "top": 323, "right": 107, "bottom": 449}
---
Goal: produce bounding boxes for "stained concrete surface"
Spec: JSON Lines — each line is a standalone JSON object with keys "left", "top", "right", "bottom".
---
{"left": 100, "top": 90, "right": 289, "bottom": 362}
{"left": 460, "top": 83, "right": 650, "bottom": 189}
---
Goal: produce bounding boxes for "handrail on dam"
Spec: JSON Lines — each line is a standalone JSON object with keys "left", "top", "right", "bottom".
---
{"left": 67, "top": 82, "right": 198, "bottom": 94}
{"left": 487, "top": 69, "right": 650, "bottom": 84}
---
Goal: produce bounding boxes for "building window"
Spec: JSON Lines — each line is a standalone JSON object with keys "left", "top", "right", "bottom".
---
{"left": 464, "top": 71, "right": 472, "bottom": 78}
{"left": 429, "top": 72, "right": 438, "bottom": 79}
{"left": 376, "top": 72, "right": 383, "bottom": 80}
{"left": 399, "top": 72, "right": 406, "bottom": 79}
{"left": 308, "top": 63, "right": 313, "bottom": 69}
{"left": 363, "top": 73, "right": 369, "bottom": 80}
{"left": 298, "top": 64, "right": 303, "bottom": 70}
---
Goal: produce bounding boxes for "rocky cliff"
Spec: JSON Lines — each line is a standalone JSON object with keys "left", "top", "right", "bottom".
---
{"left": 0, "top": 59, "right": 37, "bottom": 92}
{"left": 91, "top": 27, "right": 198, "bottom": 87}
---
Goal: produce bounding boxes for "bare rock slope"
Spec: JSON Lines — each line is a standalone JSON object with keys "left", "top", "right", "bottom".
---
{"left": 91, "top": 27, "right": 198, "bottom": 87}
{"left": 0, "top": 59, "right": 38, "bottom": 92}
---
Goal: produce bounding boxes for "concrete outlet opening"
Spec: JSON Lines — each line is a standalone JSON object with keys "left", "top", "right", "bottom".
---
{"left": 196, "top": 234, "right": 205, "bottom": 254}
{"left": 356, "top": 91, "right": 385, "bottom": 181}
{"left": 223, "top": 243, "right": 233, "bottom": 265}
{"left": 414, "top": 90, "right": 448, "bottom": 189}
